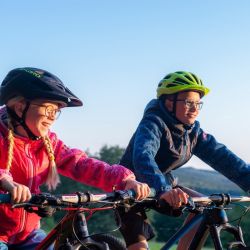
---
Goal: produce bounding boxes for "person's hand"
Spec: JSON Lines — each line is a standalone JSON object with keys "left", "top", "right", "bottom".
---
{"left": 160, "top": 188, "right": 189, "bottom": 209}
{"left": 124, "top": 179, "right": 150, "bottom": 200}
{"left": 0, "top": 177, "right": 31, "bottom": 203}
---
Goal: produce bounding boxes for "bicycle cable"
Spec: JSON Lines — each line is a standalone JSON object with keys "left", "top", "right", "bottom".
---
{"left": 71, "top": 204, "right": 124, "bottom": 248}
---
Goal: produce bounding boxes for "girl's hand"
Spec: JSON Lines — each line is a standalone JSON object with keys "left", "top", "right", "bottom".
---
{"left": 160, "top": 188, "right": 189, "bottom": 209}
{"left": 124, "top": 179, "right": 150, "bottom": 200}
{"left": 1, "top": 177, "right": 31, "bottom": 203}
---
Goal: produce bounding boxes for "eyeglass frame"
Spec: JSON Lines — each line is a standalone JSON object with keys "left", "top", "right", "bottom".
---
{"left": 175, "top": 99, "right": 203, "bottom": 110}
{"left": 30, "top": 103, "right": 62, "bottom": 119}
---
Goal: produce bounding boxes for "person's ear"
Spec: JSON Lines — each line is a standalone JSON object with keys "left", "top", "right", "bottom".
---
{"left": 14, "top": 102, "right": 26, "bottom": 117}
{"left": 165, "top": 99, "right": 173, "bottom": 112}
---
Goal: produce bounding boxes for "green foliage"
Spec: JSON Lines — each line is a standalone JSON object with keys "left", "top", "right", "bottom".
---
{"left": 151, "top": 211, "right": 185, "bottom": 241}
{"left": 41, "top": 216, "right": 56, "bottom": 233}
{"left": 148, "top": 241, "right": 165, "bottom": 249}
{"left": 94, "top": 144, "right": 125, "bottom": 164}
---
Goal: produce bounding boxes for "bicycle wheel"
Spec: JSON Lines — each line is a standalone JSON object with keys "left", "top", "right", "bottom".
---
{"left": 73, "top": 234, "right": 126, "bottom": 250}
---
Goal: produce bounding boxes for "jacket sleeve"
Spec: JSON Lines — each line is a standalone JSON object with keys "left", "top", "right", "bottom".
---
{"left": 51, "top": 134, "right": 135, "bottom": 192}
{"left": 194, "top": 128, "right": 250, "bottom": 193}
{"left": 132, "top": 115, "right": 172, "bottom": 194}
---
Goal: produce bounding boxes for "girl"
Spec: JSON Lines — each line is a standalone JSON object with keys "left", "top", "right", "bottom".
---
{"left": 0, "top": 67, "right": 150, "bottom": 249}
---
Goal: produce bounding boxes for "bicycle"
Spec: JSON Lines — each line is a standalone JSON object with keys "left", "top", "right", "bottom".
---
{"left": 159, "top": 193, "right": 250, "bottom": 250}
{"left": 0, "top": 189, "right": 145, "bottom": 250}
{"left": 1, "top": 191, "right": 250, "bottom": 250}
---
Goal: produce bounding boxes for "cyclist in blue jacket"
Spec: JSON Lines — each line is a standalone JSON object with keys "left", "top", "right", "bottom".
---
{"left": 119, "top": 71, "right": 250, "bottom": 250}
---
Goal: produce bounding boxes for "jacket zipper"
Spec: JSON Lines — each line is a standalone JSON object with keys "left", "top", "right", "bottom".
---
{"left": 180, "top": 130, "right": 188, "bottom": 165}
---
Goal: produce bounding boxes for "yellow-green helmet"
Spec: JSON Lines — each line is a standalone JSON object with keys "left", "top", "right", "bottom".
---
{"left": 157, "top": 71, "right": 210, "bottom": 98}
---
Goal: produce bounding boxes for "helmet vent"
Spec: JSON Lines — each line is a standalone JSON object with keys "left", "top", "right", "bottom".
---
{"left": 191, "top": 74, "right": 198, "bottom": 82}
{"left": 167, "top": 83, "right": 178, "bottom": 87}
{"left": 192, "top": 74, "right": 203, "bottom": 85}
{"left": 185, "top": 75, "right": 193, "bottom": 82}
{"left": 163, "top": 74, "right": 172, "bottom": 80}
{"left": 55, "top": 82, "right": 66, "bottom": 91}
{"left": 174, "top": 78, "right": 187, "bottom": 85}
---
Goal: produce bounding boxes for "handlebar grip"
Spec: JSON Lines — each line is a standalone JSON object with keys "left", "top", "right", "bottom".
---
{"left": 0, "top": 194, "right": 11, "bottom": 203}
{"left": 149, "top": 188, "right": 156, "bottom": 198}
{"left": 156, "top": 199, "right": 182, "bottom": 217}
{"left": 127, "top": 187, "right": 156, "bottom": 198}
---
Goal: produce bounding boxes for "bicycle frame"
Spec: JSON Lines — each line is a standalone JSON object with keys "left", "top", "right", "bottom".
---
{"left": 161, "top": 195, "right": 248, "bottom": 250}
{"left": 36, "top": 208, "right": 115, "bottom": 250}
{"left": 161, "top": 213, "right": 204, "bottom": 249}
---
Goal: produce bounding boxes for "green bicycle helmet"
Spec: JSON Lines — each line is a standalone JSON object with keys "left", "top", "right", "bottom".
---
{"left": 157, "top": 71, "right": 210, "bottom": 98}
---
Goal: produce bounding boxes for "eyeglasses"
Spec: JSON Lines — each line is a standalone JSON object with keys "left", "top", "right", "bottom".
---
{"left": 176, "top": 99, "right": 203, "bottom": 110}
{"left": 31, "top": 103, "right": 61, "bottom": 119}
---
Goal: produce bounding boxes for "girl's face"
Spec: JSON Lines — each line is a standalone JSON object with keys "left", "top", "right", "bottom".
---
{"left": 15, "top": 100, "right": 61, "bottom": 138}
{"left": 165, "top": 91, "right": 202, "bottom": 125}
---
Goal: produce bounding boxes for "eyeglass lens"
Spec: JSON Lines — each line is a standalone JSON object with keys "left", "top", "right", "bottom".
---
{"left": 45, "top": 106, "right": 61, "bottom": 119}
{"left": 185, "top": 100, "right": 203, "bottom": 110}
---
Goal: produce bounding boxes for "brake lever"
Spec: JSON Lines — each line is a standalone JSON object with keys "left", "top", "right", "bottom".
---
{"left": 12, "top": 202, "right": 44, "bottom": 209}
{"left": 181, "top": 197, "right": 196, "bottom": 213}
{"left": 11, "top": 193, "right": 56, "bottom": 208}
{"left": 114, "top": 190, "right": 135, "bottom": 202}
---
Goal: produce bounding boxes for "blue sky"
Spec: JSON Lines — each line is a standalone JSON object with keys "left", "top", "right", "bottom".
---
{"left": 1, "top": 1, "right": 250, "bottom": 170}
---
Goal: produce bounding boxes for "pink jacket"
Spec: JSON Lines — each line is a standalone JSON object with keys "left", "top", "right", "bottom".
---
{"left": 0, "top": 107, "right": 134, "bottom": 244}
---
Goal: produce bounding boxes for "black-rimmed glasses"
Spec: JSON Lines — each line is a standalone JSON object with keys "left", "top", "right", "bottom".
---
{"left": 31, "top": 103, "right": 61, "bottom": 119}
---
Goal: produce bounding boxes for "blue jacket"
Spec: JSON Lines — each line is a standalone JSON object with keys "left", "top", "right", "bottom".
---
{"left": 120, "top": 99, "right": 250, "bottom": 194}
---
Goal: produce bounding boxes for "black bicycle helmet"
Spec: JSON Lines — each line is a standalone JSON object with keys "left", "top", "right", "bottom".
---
{"left": 0, "top": 67, "right": 83, "bottom": 106}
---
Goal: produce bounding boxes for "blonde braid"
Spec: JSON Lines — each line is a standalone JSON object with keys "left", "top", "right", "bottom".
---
{"left": 42, "top": 136, "right": 60, "bottom": 190}
{"left": 5, "top": 96, "right": 24, "bottom": 172}
{"left": 6, "top": 119, "right": 14, "bottom": 172}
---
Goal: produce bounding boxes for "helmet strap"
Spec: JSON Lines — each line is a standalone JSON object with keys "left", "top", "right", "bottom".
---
{"left": 172, "top": 94, "right": 178, "bottom": 116}
{"left": 6, "top": 102, "right": 40, "bottom": 140}
{"left": 160, "top": 93, "right": 179, "bottom": 119}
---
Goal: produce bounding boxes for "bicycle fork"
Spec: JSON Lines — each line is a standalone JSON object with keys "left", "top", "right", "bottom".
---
{"left": 210, "top": 224, "right": 246, "bottom": 250}
{"left": 192, "top": 206, "right": 247, "bottom": 250}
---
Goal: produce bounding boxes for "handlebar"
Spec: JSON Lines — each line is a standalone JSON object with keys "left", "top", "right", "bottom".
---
{"left": 0, "top": 193, "right": 11, "bottom": 203}
{"left": 191, "top": 193, "right": 250, "bottom": 205}
{"left": 0, "top": 188, "right": 156, "bottom": 208}
{"left": 1, "top": 191, "right": 249, "bottom": 211}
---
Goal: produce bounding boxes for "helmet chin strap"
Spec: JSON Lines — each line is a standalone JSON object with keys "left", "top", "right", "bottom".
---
{"left": 172, "top": 93, "right": 178, "bottom": 116}
{"left": 6, "top": 102, "right": 40, "bottom": 140}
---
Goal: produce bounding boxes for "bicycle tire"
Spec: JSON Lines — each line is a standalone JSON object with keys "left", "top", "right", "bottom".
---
{"left": 72, "top": 234, "right": 126, "bottom": 250}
